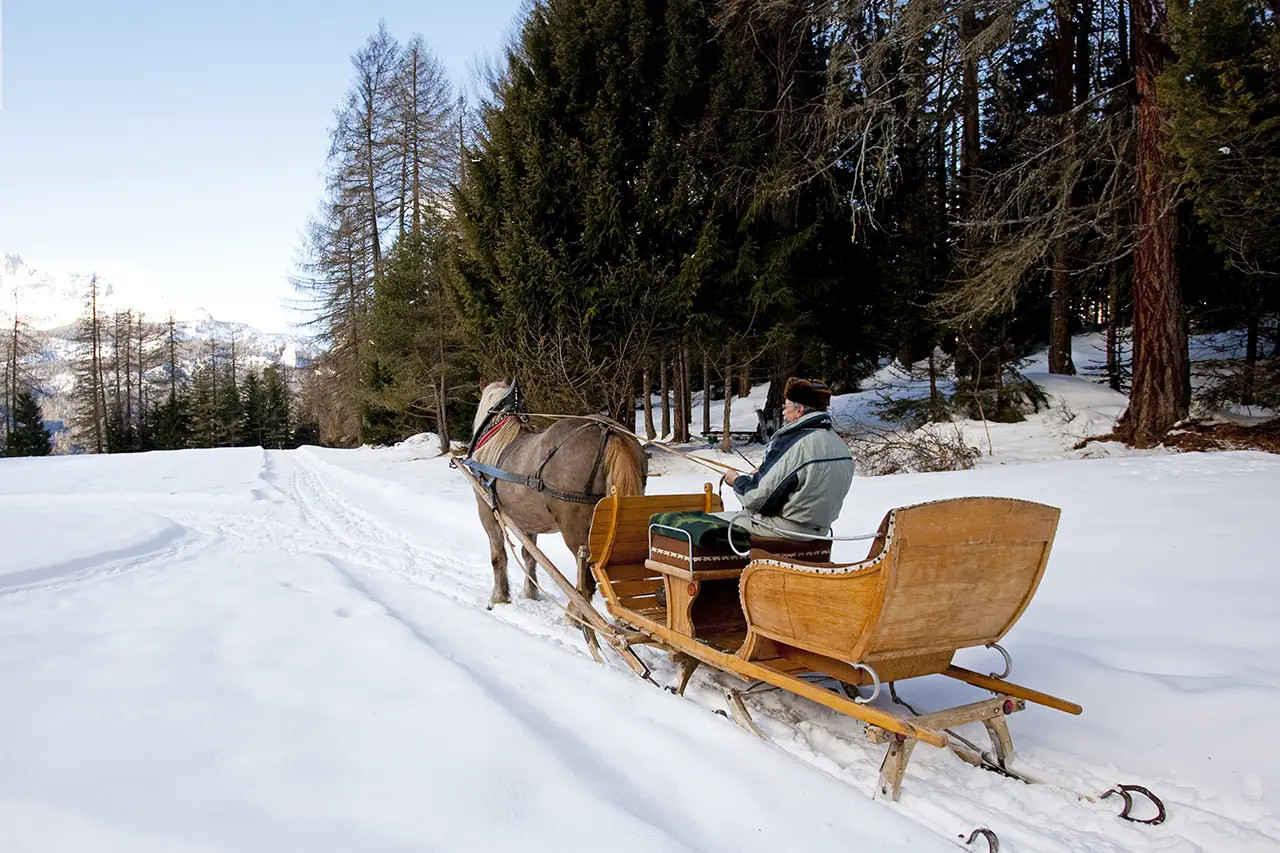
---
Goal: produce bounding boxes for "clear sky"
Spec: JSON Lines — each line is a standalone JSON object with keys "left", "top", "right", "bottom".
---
{"left": 0, "top": 0, "right": 526, "bottom": 332}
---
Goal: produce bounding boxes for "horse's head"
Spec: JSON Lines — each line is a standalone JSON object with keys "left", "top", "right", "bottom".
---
{"left": 474, "top": 380, "right": 512, "bottom": 436}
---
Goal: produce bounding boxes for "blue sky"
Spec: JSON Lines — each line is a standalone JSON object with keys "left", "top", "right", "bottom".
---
{"left": 0, "top": 0, "right": 526, "bottom": 331}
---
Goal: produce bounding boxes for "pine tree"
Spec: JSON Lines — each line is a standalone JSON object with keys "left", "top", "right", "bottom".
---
{"left": 5, "top": 391, "right": 52, "bottom": 457}
{"left": 261, "top": 365, "right": 293, "bottom": 449}
{"left": 149, "top": 390, "right": 192, "bottom": 451}
{"left": 2, "top": 312, "right": 41, "bottom": 443}
{"left": 71, "top": 275, "right": 109, "bottom": 453}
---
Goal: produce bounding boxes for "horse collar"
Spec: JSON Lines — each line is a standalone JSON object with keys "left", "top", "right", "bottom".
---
{"left": 473, "top": 415, "right": 513, "bottom": 454}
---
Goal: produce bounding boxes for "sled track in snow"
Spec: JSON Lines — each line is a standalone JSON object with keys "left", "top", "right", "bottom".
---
{"left": 280, "top": 452, "right": 588, "bottom": 649}
{"left": 280, "top": 450, "right": 1270, "bottom": 853}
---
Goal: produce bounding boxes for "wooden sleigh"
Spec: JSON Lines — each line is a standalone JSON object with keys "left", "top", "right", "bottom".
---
{"left": 454, "top": 459, "right": 1084, "bottom": 802}
{"left": 586, "top": 487, "right": 1083, "bottom": 800}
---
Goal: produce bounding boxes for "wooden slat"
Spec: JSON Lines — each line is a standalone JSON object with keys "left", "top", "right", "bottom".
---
{"left": 644, "top": 559, "right": 746, "bottom": 582}
{"left": 611, "top": 578, "right": 664, "bottom": 597}
{"left": 604, "top": 562, "right": 664, "bottom": 581}
{"left": 944, "top": 666, "right": 1082, "bottom": 715}
{"left": 588, "top": 493, "right": 725, "bottom": 564}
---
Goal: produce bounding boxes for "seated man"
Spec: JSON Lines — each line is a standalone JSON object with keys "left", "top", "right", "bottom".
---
{"left": 722, "top": 378, "right": 855, "bottom": 541}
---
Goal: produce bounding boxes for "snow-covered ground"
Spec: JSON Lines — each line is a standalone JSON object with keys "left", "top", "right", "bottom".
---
{"left": 2, "top": 424, "right": 1278, "bottom": 851}
{"left": 658, "top": 332, "right": 1276, "bottom": 468}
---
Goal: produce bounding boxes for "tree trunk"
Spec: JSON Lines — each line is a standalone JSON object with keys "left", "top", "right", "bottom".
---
{"left": 960, "top": 0, "right": 982, "bottom": 215}
{"left": 1050, "top": 245, "right": 1076, "bottom": 374}
{"left": 928, "top": 350, "right": 941, "bottom": 420}
{"left": 673, "top": 352, "right": 687, "bottom": 443}
{"left": 137, "top": 314, "right": 146, "bottom": 441}
{"left": 642, "top": 366, "right": 656, "bottom": 439}
{"left": 124, "top": 313, "right": 134, "bottom": 438}
{"left": 721, "top": 362, "right": 733, "bottom": 454}
{"left": 660, "top": 357, "right": 671, "bottom": 439}
{"left": 1049, "top": 0, "right": 1078, "bottom": 376}
{"left": 436, "top": 370, "right": 451, "bottom": 455}
{"left": 681, "top": 345, "right": 692, "bottom": 442}
{"left": 1107, "top": 262, "right": 1122, "bottom": 392}
{"left": 1118, "top": 0, "right": 1189, "bottom": 447}
{"left": 1243, "top": 310, "right": 1259, "bottom": 406}
{"left": 701, "top": 358, "right": 711, "bottom": 436}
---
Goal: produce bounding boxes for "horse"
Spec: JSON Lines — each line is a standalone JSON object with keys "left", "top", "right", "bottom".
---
{"left": 466, "top": 380, "right": 648, "bottom": 609}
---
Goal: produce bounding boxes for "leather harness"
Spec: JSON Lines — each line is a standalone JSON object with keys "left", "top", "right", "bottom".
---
{"left": 460, "top": 384, "right": 612, "bottom": 507}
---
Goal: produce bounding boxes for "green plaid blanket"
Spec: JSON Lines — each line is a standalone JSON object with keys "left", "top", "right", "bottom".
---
{"left": 649, "top": 511, "right": 732, "bottom": 549}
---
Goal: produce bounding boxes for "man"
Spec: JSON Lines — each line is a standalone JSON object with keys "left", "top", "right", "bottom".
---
{"left": 722, "top": 378, "right": 855, "bottom": 540}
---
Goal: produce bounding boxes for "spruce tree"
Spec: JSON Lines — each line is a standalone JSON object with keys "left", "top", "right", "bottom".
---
{"left": 261, "top": 366, "right": 293, "bottom": 449}
{"left": 240, "top": 370, "right": 266, "bottom": 447}
{"left": 5, "top": 391, "right": 52, "bottom": 457}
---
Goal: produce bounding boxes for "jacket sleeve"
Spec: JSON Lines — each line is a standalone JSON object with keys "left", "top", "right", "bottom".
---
{"left": 733, "top": 447, "right": 800, "bottom": 514}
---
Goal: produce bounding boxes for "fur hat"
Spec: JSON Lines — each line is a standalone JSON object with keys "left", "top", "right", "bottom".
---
{"left": 784, "top": 377, "right": 832, "bottom": 410}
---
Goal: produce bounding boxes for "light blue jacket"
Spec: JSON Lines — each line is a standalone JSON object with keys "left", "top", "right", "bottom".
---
{"left": 731, "top": 410, "right": 855, "bottom": 538}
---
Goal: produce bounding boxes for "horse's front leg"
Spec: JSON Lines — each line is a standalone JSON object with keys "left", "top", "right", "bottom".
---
{"left": 478, "top": 503, "right": 510, "bottom": 609}
{"left": 521, "top": 538, "right": 539, "bottom": 601}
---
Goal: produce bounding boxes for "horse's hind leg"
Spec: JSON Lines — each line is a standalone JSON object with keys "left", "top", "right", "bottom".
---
{"left": 521, "top": 539, "right": 539, "bottom": 601}
{"left": 478, "top": 503, "right": 510, "bottom": 609}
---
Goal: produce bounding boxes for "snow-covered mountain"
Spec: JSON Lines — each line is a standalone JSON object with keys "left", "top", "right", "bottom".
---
{"left": 2, "top": 253, "right": 315, "bottom": 445}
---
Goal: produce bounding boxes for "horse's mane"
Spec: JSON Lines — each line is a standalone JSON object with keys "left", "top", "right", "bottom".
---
{"left": 472, "top": 381, "right": 528, "bottom": 466}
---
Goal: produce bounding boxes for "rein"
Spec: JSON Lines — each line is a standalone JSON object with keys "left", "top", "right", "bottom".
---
{"left": 460, "top": 403, "right": 749, "bottom": 510}
{"left": 513, "top": 411, "right": 747, "bottom": 476}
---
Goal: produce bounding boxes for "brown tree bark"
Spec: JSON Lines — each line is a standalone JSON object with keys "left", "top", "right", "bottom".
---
{"left": 1049, "top": 0, "right": 1079, "bottom": 375}
{"left": 702, "top": 357, "right": 711, "bottom": 436}
{"left": 960, "top": 0, "right": 983, "bottom": 214}
{"left": 721, "top": 362, "right": 733, "bottom": 454}
{"left": 1118, "top": 0, "right": 1189, "bottom": 446}
{"left": 642, "top": 366, "right": 656, "bottom": 439}
{"left": 674, "top": 347, "right": 690, "bottom": 443}
{"left": 1243, "top": 310, "right": 1259, "bottom": 406}
{"left": 659, "top": 357, "right": 671, "bottom": 438}
{"left": 681, "top": 345, "right": 692, "bottom": 441}
{"left": 1106, "top": 261, "right": 1123, "bottom": 392}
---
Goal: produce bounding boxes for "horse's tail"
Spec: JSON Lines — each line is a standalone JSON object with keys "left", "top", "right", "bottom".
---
{"left": 603, "top": 430, "right": 647, "bottom": 497}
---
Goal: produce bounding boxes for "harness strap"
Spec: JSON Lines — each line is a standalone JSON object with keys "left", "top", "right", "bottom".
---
{"left": 461, "top": 458, "right": 604, "bottom": 505}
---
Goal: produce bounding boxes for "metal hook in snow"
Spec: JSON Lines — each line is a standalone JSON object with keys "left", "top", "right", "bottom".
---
{"left": 963, "top": 827, "right": 999, "bottom": 852}
{"left": 1101, "top": 784, "right": 1167, "bottom": 825}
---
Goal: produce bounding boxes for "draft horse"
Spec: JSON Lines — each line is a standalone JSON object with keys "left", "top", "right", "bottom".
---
{"left": 464, "top": 381, "right": 648, "bottom": 608}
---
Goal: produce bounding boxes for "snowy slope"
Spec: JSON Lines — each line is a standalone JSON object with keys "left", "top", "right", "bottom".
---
{"left": 2, "top": 441, "right": 1277, "bottom": 852}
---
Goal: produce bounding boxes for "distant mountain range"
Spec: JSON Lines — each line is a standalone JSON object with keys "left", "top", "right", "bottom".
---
{"left": 2, "top": 253, "right": 315, "bottom": 449}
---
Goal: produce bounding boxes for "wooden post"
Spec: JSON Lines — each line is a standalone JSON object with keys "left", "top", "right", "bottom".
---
{"left": 877, "top": 738, "right": 917, "bottom": 801}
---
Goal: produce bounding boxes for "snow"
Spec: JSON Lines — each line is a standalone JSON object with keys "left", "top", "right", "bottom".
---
{"left": 3, "top": 361, "right": 1280, "bottom": 851}
{"left": 658, "top": 333, "right": 1171, "bottom": 466}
